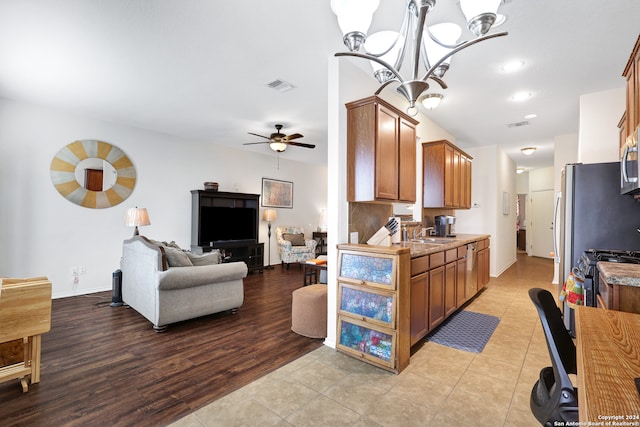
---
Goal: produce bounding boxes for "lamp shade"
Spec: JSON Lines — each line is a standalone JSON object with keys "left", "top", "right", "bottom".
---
{"left": 459, "top": 0, "right": 501, "bottom": 22}
{"left": 365, "top": 31, "right": 405, "bottom": 82}
{"left": 424, "top": 22, "right": 461, "bottom": 74}
{"left": 330, "top": 0, "right": 379, "bottom": 37}
{"left": 125, "top": 207, "right": 150, "bottom": 227}
{"left": 263, "top": 209, "right": 277, "bottom": 222}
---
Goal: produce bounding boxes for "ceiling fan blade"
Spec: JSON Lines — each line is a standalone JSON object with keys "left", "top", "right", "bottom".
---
{"left": 242, "top": 141, "right": 270, "bottom": 145}
{"left": 284, "top": 133, "right": 304, "bottom": 141}
{"left": 247, "top": 132, "right": 271, "bottom": 140}
{"left": 287, "top": 141, "right": 316, "bottom": 149}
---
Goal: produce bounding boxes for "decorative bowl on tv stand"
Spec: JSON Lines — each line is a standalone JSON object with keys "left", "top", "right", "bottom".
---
{"left": 204, "top": 182, "right": 218, "bottom": 191}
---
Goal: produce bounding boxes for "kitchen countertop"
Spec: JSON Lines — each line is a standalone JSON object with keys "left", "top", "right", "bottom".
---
{"left": 597, "top": 261, "right": 640, "bottom": 288}
{"left": 393, "top": 234, "right": 490, "bottom": 257}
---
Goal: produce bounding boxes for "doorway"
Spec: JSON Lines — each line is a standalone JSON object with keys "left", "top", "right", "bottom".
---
{"left": 530, "top": 189, "right": 555, "bottom": 258}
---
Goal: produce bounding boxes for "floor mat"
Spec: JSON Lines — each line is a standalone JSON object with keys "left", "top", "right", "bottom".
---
{"left": 427, "top": 310, "right": 500, "bottom": 353}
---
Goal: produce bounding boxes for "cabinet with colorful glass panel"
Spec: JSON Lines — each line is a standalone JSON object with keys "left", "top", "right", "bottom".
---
{"left": 336, "top": 244, "right": 411, "bottom": 373}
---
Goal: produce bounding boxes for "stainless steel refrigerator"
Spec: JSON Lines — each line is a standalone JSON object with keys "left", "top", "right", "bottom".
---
{"left": 555, "top": 162, "right": 640, "bottom": 330}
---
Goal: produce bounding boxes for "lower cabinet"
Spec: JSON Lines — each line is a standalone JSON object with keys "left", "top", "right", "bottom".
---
{"left": 409, "top": 239, "right": 486, "bottom": 346}
{"left": 477, "top": 239, "right": 490, "bottom": 289}
{"left": 336, "top": 244, "right": 411, "bottom": 373}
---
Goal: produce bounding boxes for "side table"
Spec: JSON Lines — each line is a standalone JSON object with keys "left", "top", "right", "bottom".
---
{"left": 303, "top": 263, "right": 327, "bottom": 286}
{"left": 312, "top": 231, "right": 327, "bottom": 256}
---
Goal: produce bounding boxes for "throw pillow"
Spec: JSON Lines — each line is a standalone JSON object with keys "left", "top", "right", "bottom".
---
{"left": 283, "top": 233, "right": 305, "bottom": 246}
{"left": 186, "top": 250, "right": 221, "bottom": 266}
{"left": 164, "top": 247, "right": 193, "bottom": 267}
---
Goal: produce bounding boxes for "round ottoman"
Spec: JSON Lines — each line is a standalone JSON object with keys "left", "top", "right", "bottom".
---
{"left": 291, "top": 284, "right": 327, "bottom": 338}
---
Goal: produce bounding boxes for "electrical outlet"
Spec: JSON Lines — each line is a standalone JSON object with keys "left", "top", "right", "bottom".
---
{"left": 71, "top": 266, "right": 78, "bottom": 275}
{"left": 79, "top": 266, "right": 86, "bottom": 275}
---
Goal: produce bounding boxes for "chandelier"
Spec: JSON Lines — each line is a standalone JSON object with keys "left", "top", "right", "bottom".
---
{"left": 331, "top": 0, "right": 508, "bottom": 114}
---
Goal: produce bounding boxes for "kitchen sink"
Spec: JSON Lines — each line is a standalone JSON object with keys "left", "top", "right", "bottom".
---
{"left": 410, "top": 238, "right": 454, "bottom": 244}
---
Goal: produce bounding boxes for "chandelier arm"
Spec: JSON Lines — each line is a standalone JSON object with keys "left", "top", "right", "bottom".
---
{"left": 335, "top": 52, "right": 405, "bottom": 83}
{"left": 427, "top": 75, "right": 447, "bottom": 90}
{"left": 419, "top": 31, "right": 508, "bottom": 82}
{"left": 374, "top": 79, "right": 400, "bottom": 96}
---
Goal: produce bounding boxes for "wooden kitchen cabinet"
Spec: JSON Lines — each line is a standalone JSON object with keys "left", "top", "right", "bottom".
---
{"left": 477, "top": 239, "right": 490, "bottom": 290}
{"left": 622, "top": 35, "right": 640, "bottom": 144}
{"left": 598, "top": 272, "right": 640, "bottom": 313}
{"left": 422, "top": 140, "right": 472, "bottom": 209}
{"left": 410, "top": 271, "right": 428, "bottom": 346}
{"left": 336, "top": 244, "right": 411, "bottom": 373}
{"left": 346, "top": 96, "right": 419, "bottom": 203}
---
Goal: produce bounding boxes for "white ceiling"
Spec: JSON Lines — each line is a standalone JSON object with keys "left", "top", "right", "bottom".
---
{"left": 1, "top": 1, "right": 639, "bottom": 171}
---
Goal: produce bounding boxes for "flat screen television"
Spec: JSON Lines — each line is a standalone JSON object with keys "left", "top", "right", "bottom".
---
{"left": 199, "top": 206, "right": 257, "bottom": 245}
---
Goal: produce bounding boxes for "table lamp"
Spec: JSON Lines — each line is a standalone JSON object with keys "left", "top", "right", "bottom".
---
{"left": 125, "top": 207, "right": 151, "bottom": 236}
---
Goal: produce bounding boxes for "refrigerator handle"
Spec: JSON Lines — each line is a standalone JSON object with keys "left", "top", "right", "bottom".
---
{"left": 553, "top": 191, "right": 562, "bottom": 264}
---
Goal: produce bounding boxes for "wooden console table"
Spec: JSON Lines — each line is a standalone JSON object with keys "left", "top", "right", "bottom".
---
{"left": 0, "top": 277, "right": 52, "bottom": 392}
{"left": 575, "top": 305, "right": 640, "bottom": 421}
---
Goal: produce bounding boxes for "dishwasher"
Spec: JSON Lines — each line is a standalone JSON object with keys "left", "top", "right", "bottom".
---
{"left": 465, "top": 242, "right": 478, "bottom": 297}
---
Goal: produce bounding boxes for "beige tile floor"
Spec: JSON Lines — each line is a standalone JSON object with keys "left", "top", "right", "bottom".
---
{"left": 172, "top": 253, "right": 555, "bottom": 427}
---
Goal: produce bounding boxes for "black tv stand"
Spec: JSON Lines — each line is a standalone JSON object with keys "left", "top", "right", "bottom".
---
{"left": 190, "top": 190, "right": 264, "bottom": 273}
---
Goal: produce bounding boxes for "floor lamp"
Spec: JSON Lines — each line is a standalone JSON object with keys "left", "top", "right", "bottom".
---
{"left": 263, "top": 209, "right": 277, "bottom": 269}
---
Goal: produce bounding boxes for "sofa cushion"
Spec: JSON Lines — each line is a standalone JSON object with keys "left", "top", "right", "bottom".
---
{"left": 186, "top": 250, "right": 220, "bottom": 266}
{"left": 164, "top": 247, "right": 193, "bottom": 267}
{"left": 283, "top": 233, "right": 305, "bottom": 246}
{"left": 157, "top": 262, "right": 248, "bottom": 290}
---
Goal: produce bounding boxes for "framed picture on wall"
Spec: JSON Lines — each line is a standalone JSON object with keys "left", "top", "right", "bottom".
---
{"left": 262, "top": 178, "right": 293, "bottom": 208}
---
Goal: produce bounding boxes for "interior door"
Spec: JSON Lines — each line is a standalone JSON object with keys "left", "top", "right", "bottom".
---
{"left": 530, "top": 189, "right": 555, "bottom": 258}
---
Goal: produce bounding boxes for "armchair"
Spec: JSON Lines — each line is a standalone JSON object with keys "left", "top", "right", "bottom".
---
{"left": 275, "top": 226, "right": 318, "bottom": 269}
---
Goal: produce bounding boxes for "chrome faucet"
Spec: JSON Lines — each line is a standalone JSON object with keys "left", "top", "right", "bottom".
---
{"left": 413, "top": 227, "right": 434, "bottom": 239}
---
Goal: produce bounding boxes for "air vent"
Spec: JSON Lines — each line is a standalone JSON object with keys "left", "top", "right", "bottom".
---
{"left": 507, "top": 121, "right": 529, "bottom": 128}
{"left": 266, "top": 79, "right": 295, "bottom": 93}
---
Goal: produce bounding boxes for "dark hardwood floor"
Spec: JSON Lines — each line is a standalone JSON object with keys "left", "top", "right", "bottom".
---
{"left": 0, "top": 265, "right": 323, "bottom": 427}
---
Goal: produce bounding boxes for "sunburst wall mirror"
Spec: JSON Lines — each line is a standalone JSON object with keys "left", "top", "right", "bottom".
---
{"left": 50, "top": 139, "right": 136, "bottom": 209}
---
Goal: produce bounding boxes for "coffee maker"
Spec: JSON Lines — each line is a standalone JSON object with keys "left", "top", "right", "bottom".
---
{"left": 434, "top": 215, "right": 456, "bottom": 237}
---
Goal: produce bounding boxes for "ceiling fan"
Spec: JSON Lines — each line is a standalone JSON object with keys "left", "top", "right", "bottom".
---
{"left": 243, "top": 124, "right": 315, "bottom": 152}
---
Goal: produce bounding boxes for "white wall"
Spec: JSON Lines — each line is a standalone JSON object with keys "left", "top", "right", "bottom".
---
{"left": 0, "top": 98, "right": 327, "bottom": 298}
{"left": 578, "top": 88, "right": 625, "bottom": 164}
{"left": 455, "top": 144, "right": 516, "bottom": 277}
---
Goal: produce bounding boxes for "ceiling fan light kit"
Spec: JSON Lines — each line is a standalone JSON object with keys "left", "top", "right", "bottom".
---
{"left": 331, "top": 0, "right": 508, "bottom": 114}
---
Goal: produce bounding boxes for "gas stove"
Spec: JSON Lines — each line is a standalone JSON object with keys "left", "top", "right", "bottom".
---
{"left": 577, "top": 249, "right": 640, "bottom": 307}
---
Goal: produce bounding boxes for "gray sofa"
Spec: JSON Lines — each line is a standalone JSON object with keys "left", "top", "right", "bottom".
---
{"left": 120, "top": 236, "right": 247, "bottom": 331}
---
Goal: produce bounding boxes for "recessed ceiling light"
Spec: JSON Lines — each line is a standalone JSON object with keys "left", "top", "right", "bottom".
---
{"left": 511, "top": 91, "right": 531, "bottom": 102}
{"left": 524, "top": 113, "right": 537, "bottom": 119}
{"left": 502, "top": 60, "right": 524, "bottom": 72}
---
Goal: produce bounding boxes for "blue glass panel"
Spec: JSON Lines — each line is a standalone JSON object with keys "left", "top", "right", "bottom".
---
{"left": 340, "top": 287, "right": 393, "bottom": 324}
{"left": 339, "top": 320, "right": 393, "bottom": 363}
{"left": 340, "top": 253, "right": 393, "bottom": 285}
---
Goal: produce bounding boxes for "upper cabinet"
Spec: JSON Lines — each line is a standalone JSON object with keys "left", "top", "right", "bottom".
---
{"left": 422, "top": 140, "right": 472, "bottom": 209}
{"left": 346, "top": 96, "right": 419, "bottom": 203}
{"left": 622, "top": 35, "right": 640, "bottom": 146}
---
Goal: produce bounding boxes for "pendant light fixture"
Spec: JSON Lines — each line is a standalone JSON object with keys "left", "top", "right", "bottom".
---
{"left": 331, "top": 0, "right": 508, "bottom": 115}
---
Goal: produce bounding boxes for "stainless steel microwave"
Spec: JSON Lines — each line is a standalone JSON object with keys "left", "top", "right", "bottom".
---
{"left": 621, "top": 127, "right": 639, "bottom": 195}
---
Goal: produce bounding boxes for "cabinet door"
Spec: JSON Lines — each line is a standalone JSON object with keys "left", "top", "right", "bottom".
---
{"left": 398, "top": 117, "right": 416, "bottom": 202}
{"left": 461, "top": 155, "right": 472, "bottom": 208}
{"left": 452, "top": 149, "right": 461, "bottom": 208}
{"left": 445, "top": 261, "right": 457, "bottom": 317}
{"left": 428, "top": 266, "right": 445, "bottom": 330}
{"left": 338, "top": 251, "right": 397, "bottom": 290}
{"left": 337, "top": 317, "right": 396, "bottom": 369}
{"left": 339, "top": 283, "right": 396, "bottom": 328}
{"left": 456, "top": 258, "right": 466, "bottom": 306}
{"left": 410, "top": 272, "right": 428, "bottom": 346}
{"left": 375, "top": 105, "right": 399, "bottom": 200}
{"left": 478, "top": 247, "right": 490, "bottom": 289}
{"left": 626, "top": 61, "right": 636, "bottom": 140}
{"left": 444, "top": 144, "right": 454, "bottom": 207}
